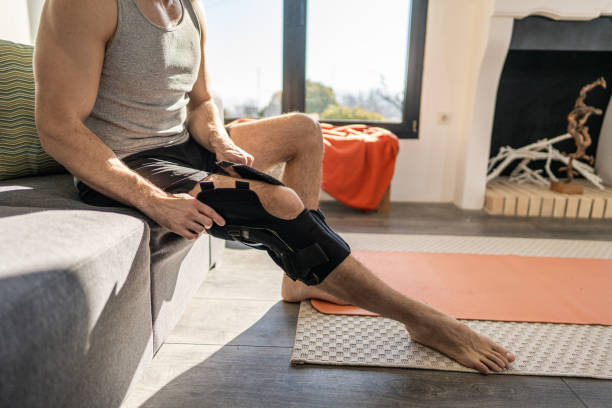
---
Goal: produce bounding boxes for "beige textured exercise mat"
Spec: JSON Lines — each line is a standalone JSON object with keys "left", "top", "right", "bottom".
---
{"left": 340, "top": 233, "right": 612, "bottom": 258}
{"left": 291, "top": 234, "right": 612, "bottom": 376}
{"left": 291, "top": 301, "right": 612, "bottom": 379}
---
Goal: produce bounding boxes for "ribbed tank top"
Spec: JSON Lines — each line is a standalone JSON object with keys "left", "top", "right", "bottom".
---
{"left": 84, "top": 0, "right": 201, "bottom": 158}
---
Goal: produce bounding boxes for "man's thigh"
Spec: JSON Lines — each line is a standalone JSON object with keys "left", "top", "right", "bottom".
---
{"left": 191, "top": 173, "right": 305, "bottom": 220}
{"left": 227, "top": 113, "right": 316, "bottom": 172}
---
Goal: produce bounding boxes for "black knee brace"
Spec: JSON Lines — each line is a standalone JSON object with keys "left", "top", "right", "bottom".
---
{"left": 197, "top": 162, "right": 351, "bottom": 285}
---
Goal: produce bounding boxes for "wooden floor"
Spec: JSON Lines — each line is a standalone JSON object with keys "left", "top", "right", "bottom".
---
{"left": 121, "top": 202, "right": 612, "bottom": 408}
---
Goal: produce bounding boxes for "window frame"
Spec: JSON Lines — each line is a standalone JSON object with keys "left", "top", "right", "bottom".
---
{"left": 226, "top": 0, "right": 428, "bottom": 139}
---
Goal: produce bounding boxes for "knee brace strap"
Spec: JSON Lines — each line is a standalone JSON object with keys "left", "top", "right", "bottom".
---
{"left": 216, "top": 161, "right": 285, "bottom": 186}
{"left": 197, "top": 180, "right": 350, "bottom": 285}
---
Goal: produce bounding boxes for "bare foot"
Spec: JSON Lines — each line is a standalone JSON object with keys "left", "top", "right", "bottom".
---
{"left": 281, "top": 275, "right": 349, "bottom": 305}
{"left": 407, "top": 305, "right": 516, "bottom": 374}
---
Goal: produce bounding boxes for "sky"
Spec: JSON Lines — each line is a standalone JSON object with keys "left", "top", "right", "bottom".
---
{"left": 201, "top": 0, "right": 411, "bottom": 110}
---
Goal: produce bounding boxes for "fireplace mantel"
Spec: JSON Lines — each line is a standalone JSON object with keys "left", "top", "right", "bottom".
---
{"left": 493, "top": 0, "right": 612, "bottom": 20}
{"left": 454, "top": 0, "right": 612, "bottom": 209}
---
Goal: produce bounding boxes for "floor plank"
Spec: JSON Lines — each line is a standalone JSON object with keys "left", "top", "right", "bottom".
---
{"left": 225, "top": 301, "right": 299, "bottom": 348}
{"left": 195, "top": 250, "right": 283, "bottom": 301}
{"left": 129, "top": 345, "right": 585, "bottom": 408}
{"left": 319, "top": 201, "right": 612, "bottom": 240}
{"left": 165, "top": 298, "right": 279, "bottom": 346}
{"left": 121, "top": 344, "right": 223, "bottom": 408}
{"left": 166, "top": 299, "right": 298, "bottom": 348}
{"left": 563, "top": 378, "right": 612, "bottom": 408}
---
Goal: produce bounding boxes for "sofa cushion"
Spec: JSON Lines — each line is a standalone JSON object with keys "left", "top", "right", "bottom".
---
{"left": 0, "top": 173, "right": 137, "bottom": 215}
{"left": 0, "top": 173, "right": 216, "bottom": 353}
{"left": 0, "top": 39, "right": 66, "bottom": 181}
{"left": 0, "top": 206, "right": 153, "bottom": 407}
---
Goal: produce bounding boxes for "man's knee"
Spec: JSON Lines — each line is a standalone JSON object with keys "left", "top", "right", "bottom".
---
{"left": 286, "top": 113, "right": 324, "bottom": 153}
{"left": 257, "top": 185, "right": 305, "bottom": 220}
{"left": 195, "top": 174, "right": 351, "bottom": 285}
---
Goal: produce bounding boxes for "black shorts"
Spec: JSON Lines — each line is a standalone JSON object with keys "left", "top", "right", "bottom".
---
{"left": 77, "top": 133, "right": 221, "bottom": 207}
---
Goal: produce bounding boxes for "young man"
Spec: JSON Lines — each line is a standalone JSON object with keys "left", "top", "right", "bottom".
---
{"left": 34, "top": 0, "right": 515, "bottom": 374}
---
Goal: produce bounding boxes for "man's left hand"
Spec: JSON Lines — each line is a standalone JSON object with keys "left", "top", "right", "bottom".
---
{"left": 215, "top": 140, "right": 254, "bottom": 167}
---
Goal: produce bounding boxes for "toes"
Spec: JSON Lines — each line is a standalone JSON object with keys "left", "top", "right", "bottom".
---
{"left": 491, "top": 350, "right": 510, "bottom": 368}
{"left": 487, "top": 352, "right": 508, "bottom": 370}
{"left": 481, "top": 356, "right": 503, "bottom": 372}
{"left": 473, "top": 360, "right": 490, "bottom": 374}
{"left": 493, "top": 345, "right": 516, "bottom": 362}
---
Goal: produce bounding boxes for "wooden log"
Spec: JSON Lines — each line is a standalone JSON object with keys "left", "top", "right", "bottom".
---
{"left": 484, "top": 183, "right": 505, "bottom": 215}
{"left": 484, "top": 178, "right": 612, "bottom": 219}
{"left": 591, "top": 197, "right": 605, "bottom": 219}
{"left": 491, "top": 183, "right": 517, "bottom": 216}
{"left": 550, "top": 182, "right": 584, "bottom": 195}
{"left": 577, "top": 195, "right": 594, "bottom": 219}
{"left": 517, "top": 183, "right": 543, "bottom": 217}
{"left": 580, "top": 180, "right": 612, "bottom": 219}
{"left": 521, "top": 181, "right": 559, "bottom": 218}
{"left": 564, "top": 194, "right": 580, "bottom": 219}
{"left": 499, "top": 181, "right": 530, "bottom": 217}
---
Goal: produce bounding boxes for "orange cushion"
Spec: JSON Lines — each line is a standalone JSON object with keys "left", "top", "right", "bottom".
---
{"left": 321, "top": 124, "right": 399, "bottom": 211}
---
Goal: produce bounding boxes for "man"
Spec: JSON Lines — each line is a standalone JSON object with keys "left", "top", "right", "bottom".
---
{"left": 34, "top": 0, "right": 515, "bottom": 374}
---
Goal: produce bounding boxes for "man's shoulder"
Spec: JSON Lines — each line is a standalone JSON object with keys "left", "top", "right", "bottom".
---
{"left": 44, "top": 0, "right": 117, "bottom": 42}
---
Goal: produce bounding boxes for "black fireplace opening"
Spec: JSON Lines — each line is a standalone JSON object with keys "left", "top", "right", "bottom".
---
{"left": 490, "top": 16, "right": 612, "bottom": 177}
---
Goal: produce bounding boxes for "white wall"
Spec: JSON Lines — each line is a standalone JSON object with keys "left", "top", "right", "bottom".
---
{"left": 27, "top": 0, "right": 45, "bottom": 43}
{"left": 0, "top": 0, "right": 32, "bottom": 44}
{"left": 0, "top": 0, "right": 44, "bottom": 44}
{"left": 391, "top": 0, "right": 493, "bottom": 203}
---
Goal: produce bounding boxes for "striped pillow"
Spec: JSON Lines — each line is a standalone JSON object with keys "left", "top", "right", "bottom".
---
{"left": 0, "top": 39, "right": 65, "bottom": 181}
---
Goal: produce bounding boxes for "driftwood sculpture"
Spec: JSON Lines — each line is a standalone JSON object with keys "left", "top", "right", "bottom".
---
{"left": 562, "top": 77, "right": 607, "bottom": 181}
{"left": 487, "top": 78, "right": 607, "bottom": 191}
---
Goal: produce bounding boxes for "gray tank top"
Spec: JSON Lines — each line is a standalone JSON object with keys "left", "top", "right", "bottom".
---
{"left": 85, "top": 0, "right": 201, "bottom": 158}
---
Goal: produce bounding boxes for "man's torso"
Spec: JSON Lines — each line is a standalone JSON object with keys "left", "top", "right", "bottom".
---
{"left": 84, "top": 0, "right": 201, "bottom": 159}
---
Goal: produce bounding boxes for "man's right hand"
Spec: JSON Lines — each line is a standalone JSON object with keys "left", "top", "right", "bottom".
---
{"left": 146, "top": 193, "right": 226, "bottom": 240}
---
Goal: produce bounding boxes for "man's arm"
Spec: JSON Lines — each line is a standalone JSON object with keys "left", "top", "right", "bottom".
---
{"left": 35, "top": 0, "right": 224, "bottom": 239}
{"left": 186, "top": 1, "right": 253, "bottom": 166}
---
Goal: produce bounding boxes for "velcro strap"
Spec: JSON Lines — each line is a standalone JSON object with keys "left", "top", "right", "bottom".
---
{"left": 200, "top": 181, "right": 215, "bottom": 191}
{"left": 214, "top": 161, "right": 285, "bottom": 186}
{"left": 216, "top": 161, "right": 235, "bottom": 168}
{"left": 235, "top": 180, "right": 250, "bottom": 190}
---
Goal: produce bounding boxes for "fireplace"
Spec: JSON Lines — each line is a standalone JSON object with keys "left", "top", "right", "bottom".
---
{"left": 452, "top": 0, "right": 612, "bottom": 210}
{"left": 490, "top": 16, "right": 612, "bottom": 177}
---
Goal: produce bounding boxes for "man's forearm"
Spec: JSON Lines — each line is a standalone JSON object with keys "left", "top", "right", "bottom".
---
{"left": 186, "top": 98, "right": 230, "bottom": 153}
{"left": 39, "top": 118, "right": 167, "bottom": 210}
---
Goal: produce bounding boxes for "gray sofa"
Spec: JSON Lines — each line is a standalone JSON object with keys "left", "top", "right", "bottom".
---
{"left": 0, "top": 173, "right": 224, "bottom": 407}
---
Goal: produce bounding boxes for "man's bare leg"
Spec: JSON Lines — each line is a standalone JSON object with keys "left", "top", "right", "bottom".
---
{"left": 227, "top": 113, "right": 345, "bottom": 303}
{"left": 189, "top": 175, "right": 515, "bottom": 373}
{"left": 227, "top": 113, "right": 322, "bottom": 208}
{"left": 318, "top": 257, "right": 515, "bottom": 373}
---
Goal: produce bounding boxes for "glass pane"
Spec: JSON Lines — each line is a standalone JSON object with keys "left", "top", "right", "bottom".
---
{"left": 201, "top": 0, "right": 283, "bottom": 118}
{"left": 306, "top": 0, "right": 410, "bottom": 122}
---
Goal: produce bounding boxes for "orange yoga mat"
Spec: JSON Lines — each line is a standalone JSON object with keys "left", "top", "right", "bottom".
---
{"left": 311, "top": 251, "right": 612, "bottom": 325}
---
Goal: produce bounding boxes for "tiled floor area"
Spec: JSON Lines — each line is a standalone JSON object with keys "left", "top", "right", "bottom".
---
{"left": 121, "top": 202, "right": 612, "bottom": 408}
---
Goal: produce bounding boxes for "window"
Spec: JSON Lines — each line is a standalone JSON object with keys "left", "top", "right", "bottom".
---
{"left": 305, "top": 0, "right": 411, "bottom": 123}
{"left": 203, "top": 0, "right": 428, "bottom": 138}
{"left": 202, "top": 0, "right": 283, "bottom": 118}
